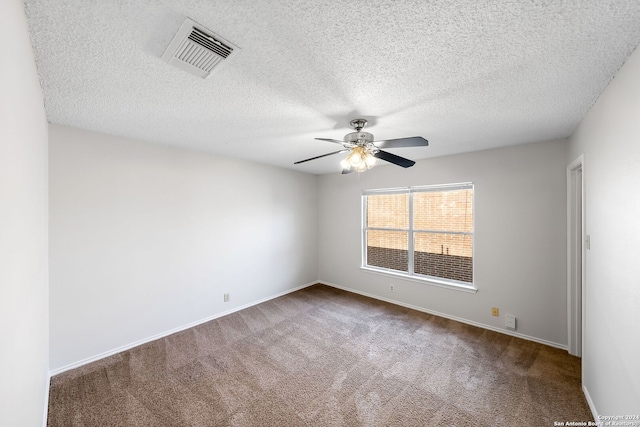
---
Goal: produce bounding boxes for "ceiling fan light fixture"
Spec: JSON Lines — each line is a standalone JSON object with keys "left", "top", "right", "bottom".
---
{"left": 342, "top": 146, "right": 378, "bottom": 172}
{"left": 348, "top": 148, "right": 363, "bottom": 166}
{"left": 365, "top": 153, "right": 378, "bottom": 168}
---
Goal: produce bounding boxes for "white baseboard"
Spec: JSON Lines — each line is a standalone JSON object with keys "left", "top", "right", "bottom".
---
{"left": 583, "top": 384, "right": 599, "bottom": 422}
{"left": 50, "top": 279, "right": 568, "bottom": 376}
{"left": 49, "top": 281, "right": 317, "bottom": 376}
{"left": 318, "top": 280, "right": 568, "bottom": 351}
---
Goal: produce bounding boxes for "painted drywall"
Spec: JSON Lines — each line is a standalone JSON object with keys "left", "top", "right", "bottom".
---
{"left": 568, "top": 46, "right": 640, "bottom": 415}
{"left": 318, "top": 139, "right": 568, "bottom": 347}
{"left": 49, "top": 125, "right": 318, "bottom": 371}
{"left": 0, "top": 0, "right": 50, "bottom": 425}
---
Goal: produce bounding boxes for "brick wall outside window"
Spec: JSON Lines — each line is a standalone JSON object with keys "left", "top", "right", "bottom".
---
{"left": 364, "top": 186, "right": 473, "bottom": 284}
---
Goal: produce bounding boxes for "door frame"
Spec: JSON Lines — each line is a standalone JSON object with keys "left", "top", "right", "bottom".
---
{"left": 567, "top": 155, "right": 585, "bottom": 357}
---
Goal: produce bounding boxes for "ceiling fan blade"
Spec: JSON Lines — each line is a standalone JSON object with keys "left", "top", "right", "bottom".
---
{"left": 294, "top": 149, "right": 349, "bottom": 165}
{"left": 315, "top": 138, "right": 356, "bottom": 148}
{"left": 315, "top": 137, "right": 346, "bottom": 145}
{"left": 374, "top": 150, "right": 416, "bottom": 168}
{"left": 341, "top": 166, "right": 354, "bottom": 174}
{"left": 374, "top": 136, "right": 428, "bottom": 149}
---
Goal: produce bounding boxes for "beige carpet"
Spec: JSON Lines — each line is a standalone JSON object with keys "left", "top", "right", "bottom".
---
{"left": 47, "top": 284, "right": 593, "bottom": 426}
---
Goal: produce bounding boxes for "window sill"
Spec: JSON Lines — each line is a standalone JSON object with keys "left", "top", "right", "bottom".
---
{"left": 360, "top": 266, "right": 478, "bottom": 294}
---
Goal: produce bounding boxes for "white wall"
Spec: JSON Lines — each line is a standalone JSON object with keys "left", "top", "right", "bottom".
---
{"left": 318, "top": 139, "right": 568, "bottom": 347}
{"left": 49, "top": 125, "right": 318, "bottom": 371}
{"left": 568, "top": 46, "right": 640, "bottom": 415}
{"left": 0, "top": 0, "right": 50, "bottom": 425}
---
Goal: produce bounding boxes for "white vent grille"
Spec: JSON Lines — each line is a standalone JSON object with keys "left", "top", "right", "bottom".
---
{"left": 162, "top": 18, "right": 240, "bottom": 79}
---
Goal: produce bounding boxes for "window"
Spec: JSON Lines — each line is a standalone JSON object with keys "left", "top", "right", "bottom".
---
{"left": 362, "top": 183, "right": 474, "bottom": 290}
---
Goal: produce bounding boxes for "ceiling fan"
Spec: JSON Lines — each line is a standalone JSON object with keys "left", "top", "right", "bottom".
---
{"left": 294, "top": 119, "right": 429, "bottom": 174}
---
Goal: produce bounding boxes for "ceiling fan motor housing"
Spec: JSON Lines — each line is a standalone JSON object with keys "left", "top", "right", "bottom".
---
{"left": 344, "top": 131, "right": 374, "bottom": 145}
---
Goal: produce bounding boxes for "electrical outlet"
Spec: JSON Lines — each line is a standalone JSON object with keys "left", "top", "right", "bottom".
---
{"left": 224, "top": 293, "right": 230, "bottom": 302}
{"left": 390, "top": 284, "right": 394, "bottom": 291}
{"left": 491, "top": 307, "right": 499, "bottom": 317}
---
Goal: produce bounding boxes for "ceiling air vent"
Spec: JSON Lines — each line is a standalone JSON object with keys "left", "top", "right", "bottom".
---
{"left": 162, "top": 18, "right": 240, "bottom": 79}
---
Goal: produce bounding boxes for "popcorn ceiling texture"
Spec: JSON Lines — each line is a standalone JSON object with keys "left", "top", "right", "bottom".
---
{"left": 24, "top": 0, "right": 640, "bottom": 174}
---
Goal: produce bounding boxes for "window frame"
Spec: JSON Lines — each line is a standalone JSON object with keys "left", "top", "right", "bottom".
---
{"left": 361, "top": 183, "right": 477, "bottom": 293}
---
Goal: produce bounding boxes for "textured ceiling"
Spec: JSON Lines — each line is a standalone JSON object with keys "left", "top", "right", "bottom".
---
{"left": 25, "top": 0, "right": 640, "bottom": 175}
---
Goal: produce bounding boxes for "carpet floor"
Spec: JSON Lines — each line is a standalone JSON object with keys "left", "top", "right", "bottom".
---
{"left": 47, "top": 284, "right": 593, "bottom": 426}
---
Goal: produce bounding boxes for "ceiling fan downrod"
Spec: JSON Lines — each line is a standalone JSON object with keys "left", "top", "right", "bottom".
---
{"left": 349, "top": 118, "right": 368, "bottom": 132}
